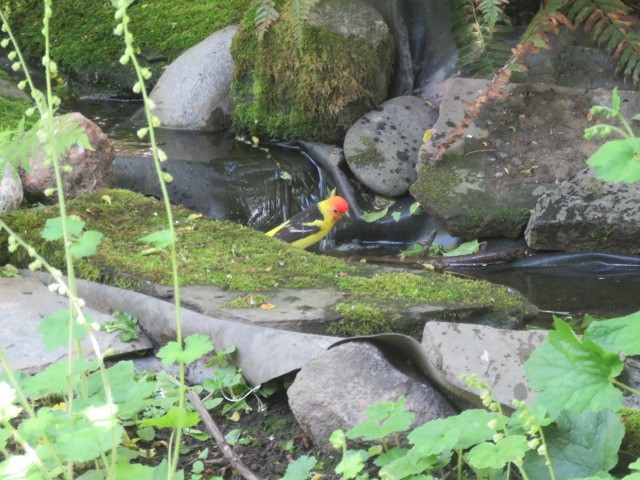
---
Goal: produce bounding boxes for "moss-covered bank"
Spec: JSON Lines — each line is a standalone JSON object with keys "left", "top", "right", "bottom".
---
{"left": 0, "top": 189, "right": 535, "bottom": 334}
{"left": 230, "top": 1, "right": 394, "bottom": 143}
{"left": 3, "top": 0, "right": 251, "bottom": 90}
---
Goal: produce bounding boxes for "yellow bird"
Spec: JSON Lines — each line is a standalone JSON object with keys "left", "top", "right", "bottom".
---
{"left": 266, "top": 196, "right": 350, "bottom": 249}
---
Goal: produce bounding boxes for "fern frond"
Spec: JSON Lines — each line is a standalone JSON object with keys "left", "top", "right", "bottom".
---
{"left": 286, "top": 0, "right": 317, "bottom": 49}
{"left": 564, "top": 0, "right": 640, "bottom": 86}
{"left": 452, "top": 0, "right": 515, "bottom": 78}
{"left": 255, "top": 0, "right": 280, "bottom": 42}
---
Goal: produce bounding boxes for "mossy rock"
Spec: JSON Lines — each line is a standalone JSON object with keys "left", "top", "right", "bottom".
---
{"left": 0, "top": 189, "right": 536, "bottom": 335}
{"left": 230, "top": 0, "right": 394, "bottom": 143}
{"left": 0, "top": 79, "right": 34, "bottom": 130}
{"left": 4, "top": 0, "right": 251, "bottom": 91}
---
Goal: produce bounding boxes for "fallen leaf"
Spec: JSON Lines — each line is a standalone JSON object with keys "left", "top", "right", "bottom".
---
{"left": 260, "top": 303, "right": 276, "bottom": 310}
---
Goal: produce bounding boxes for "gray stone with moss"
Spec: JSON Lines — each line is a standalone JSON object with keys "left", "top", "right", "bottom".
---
{"left": 230, "top": 0, "right": 394, "bottom": 143}
{"left": 0, "top": 189, "right": 537, "bottom": 336}
{"left": 411, "top": 78, "right": 640, "bottom": 239}
{"left": 344, "top": 95, "right": 438, "bottom": 197}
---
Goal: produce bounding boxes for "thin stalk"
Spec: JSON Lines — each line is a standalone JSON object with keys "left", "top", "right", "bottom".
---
{"left": 613, "top": 379, "right": 640, "bottom": 397}
{"left": 537, "top": 428, "right": 557, "bottom": 480}
{"left": 117, "top": 8, "right": 185, "bottom": 478}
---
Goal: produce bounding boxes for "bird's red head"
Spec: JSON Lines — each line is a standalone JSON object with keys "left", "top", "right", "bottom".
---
{"left": 325, "top": 195, "right": 349, "bottom": 221}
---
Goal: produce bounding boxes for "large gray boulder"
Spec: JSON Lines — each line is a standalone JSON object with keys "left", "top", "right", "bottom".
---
{"left": 411, "top": 79, "right": 640, "bottom": 239}
{"left": 344, "top": 96, "right": 438, "bottom": 197}
{"left": 150, "top": 26, "right": 237, "bottom": 131}
{"left": 525, "top": 168, "right": 640, "bottom": 254}
{"left": 288, "top": 341, "right": 455, "bottom": 451}
{"left": 0, "top": 164, "right": 23, "bottom": 213}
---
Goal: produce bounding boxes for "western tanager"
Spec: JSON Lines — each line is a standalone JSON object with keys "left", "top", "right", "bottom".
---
{"left": 266, "top": 195, "right": 349, "bottom": 249}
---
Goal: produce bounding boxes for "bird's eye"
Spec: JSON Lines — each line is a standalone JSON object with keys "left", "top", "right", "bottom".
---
{"left": 333, "top": 209, "right": 338, "bottom": 213}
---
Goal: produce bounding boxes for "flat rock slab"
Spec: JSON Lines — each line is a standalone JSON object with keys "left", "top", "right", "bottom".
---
{"left": 411, "top": 78, "right": 640, "bottom": 239}
{"left": 0, "top": 277, "right": 152, "bottom": 374}
{"left": 525, "top": 168, "right": 640, "bottom": 254}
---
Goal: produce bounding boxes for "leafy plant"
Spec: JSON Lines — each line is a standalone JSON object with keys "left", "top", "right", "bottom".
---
{"left": 584, "top": 87, "right": 640, "bottom": 182}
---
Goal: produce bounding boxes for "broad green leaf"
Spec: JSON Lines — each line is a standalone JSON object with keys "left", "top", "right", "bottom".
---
{"left": 38, "top": 309, "right": 88, "bottom": 351}
{"left": 114, "top": 461, "right": 155, "bottom": 480}
{"left": 137, "top": 426, "right": 155, "bottom": 442}
{"left": 408, "top": 417, "right": 460, "bottom": 457}
{"left": 525, "top": 318, "right": 624, "bottom": 418}
{"left": 70, "top": 230, "right": 103, "bottom": 258}
{"left": 584, "top": 311, "right": 640, "bottom": 355}
{"left": 401, "top": 243, "right": 424, "bottom": 257}
{"left": 281, "top": 455, "right": 317, "bottom": 480}
{"left": 443, "top": 239, "right": 480, "bottom": 257}
{"left": 409, "top": 202, "right": 421, "bottom": 215}
{"left": 139, "top": 229, "right": 175, "bottom": 249}
{"left": 391, "top": 211, "right": 402, "bottom": 222}
{"left": 335, "top": 450, "right": 367, "bottom": 480}
{"left": 139, "top": 406, "right": 200, "bottom": 429}
{"left": 362, "top": 206, "right": 389, "bottom": 223}
{"left": 587, "top": 139, "right": 640, "bottom": 183}
{"left": 41, "top": 215, "right": 86, "bottom": 241}
{"left": 379, "top": 451, "right": 437, "bottom": 480}
{"left": 22, "top": 359, "right": 96, "bottom": 399}
{"left": 448, "top": 409, "right": 500, "bottom": 450}
{"left": 347, "top": 396, "right": 414, "bottom": 441}
{"left": 157, "top": 334, "right": 214, "bottom": 365}
{"left": 522, "top": 410, "right": 623, "bottom": 480}
{"left": 55, "top": 416, "right": 124, "bottom": 463}
{"left": 466, "top": 435, "right": 529, "bottom": 470}
{"left": 632, "top": 113, "right": 640, "bottom": 121}
{"left": 373, "top": 447, "right": 409, "bottom": 468}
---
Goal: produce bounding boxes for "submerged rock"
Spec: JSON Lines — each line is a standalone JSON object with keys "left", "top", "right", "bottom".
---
{"left": 149, "top": 26, "right": 237, "bottom": 131}
{"left": 344, "top": 95, "right": 438, "bottom": 197}
{"left": 288, "top": 341, "right": 455, "bottom": 451}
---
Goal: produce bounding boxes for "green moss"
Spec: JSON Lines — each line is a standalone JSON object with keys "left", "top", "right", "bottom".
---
{"left": 622, "top": 407, "right": 640, "bottom": 459}
{"left": 0, "top": 95, "right": 33, "bottom": 129}
{"left": 5, "top": 0, "right": 251, "bottom": 90}
{"left": 231, "top": 3, "right": 394, "bottom": 143}
{"left": 328, "top": 302, "right": 397, "bottom": 337}
{"left": 348, "top": 136, "right": 385, "bottom": 167}
{"left": 0, "top": 189, "right": 358, "bottom": 291}
{"left": 222, "top": 294, "right": 268, "bottom": 308}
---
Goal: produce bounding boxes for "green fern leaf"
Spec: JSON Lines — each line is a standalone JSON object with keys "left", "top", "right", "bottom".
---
{"left": 255, "top": 0, "right": 280, "bottom": 42}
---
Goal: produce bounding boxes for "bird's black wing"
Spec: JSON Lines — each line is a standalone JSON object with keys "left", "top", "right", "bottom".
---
{"left": 272, "top": 204, "right": 323, "bottom": 243}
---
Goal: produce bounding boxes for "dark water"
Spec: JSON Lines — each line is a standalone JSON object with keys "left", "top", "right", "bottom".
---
{"left": 66, "top": 97, "right": 640, "bottom": 323}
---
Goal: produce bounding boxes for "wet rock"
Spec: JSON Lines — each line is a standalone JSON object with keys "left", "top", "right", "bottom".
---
{"left": 20, "top": 112, "right": 116, "bottom": 202}
{"left": 150, "top": 25, "right": 237, "bottom": 131}
{"left": 288, "top": 341, "right": 455, "bottom": 451}
{"left": 525, "top": 168, "right": 640, "bottom": 254}
{"left": 411, "top": 78, "right": 640, "bottom": 239}
{"left": 0, "top": 78, "right": 31, "bottom": 102}
{"left": 0, "top": 164, "right": 23, "bottom": 213}
{"left": 344, "top": 96, "right": 438, "bottom": 197}
{"left": 420, "top": 321, "right": 546, "bottom": 410}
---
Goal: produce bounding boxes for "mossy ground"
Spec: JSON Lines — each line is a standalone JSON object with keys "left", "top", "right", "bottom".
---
{"left": 0, "top": 95, "right": 33, "bottom": 129}
{"left": 230, "top": 3, "right": 394, "bottom": 143}
{"left": 1, "top": 189, "right": 534, "bottom": 335}
{"left": 3, "top": 0, "right": 251, "bottom": 90}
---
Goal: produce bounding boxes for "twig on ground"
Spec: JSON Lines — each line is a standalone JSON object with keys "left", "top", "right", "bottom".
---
{"left": 187, "top": 390, "right": 262, "bottom": 480}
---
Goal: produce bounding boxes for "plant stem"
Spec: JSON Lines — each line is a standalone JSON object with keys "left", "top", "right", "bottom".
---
{"left": 613, "top": 379, "right": 640, "bottom": 397}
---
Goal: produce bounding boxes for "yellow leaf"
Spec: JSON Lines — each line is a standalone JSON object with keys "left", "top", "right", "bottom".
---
{"left": 260, "top": 303, "right": 276, "bottom": 310}
{"left": 101, "top": 195, "right": 112, "bottom": 205}
{"left": 188, "top": 213, "right": 203, "bottom": 220}
{"left": 251, "top": 136, "right": 259, "bottom": 145}
{"left": 422, "top": 129, "right": 432, "bottom": 143}
{"left": 421, "top": 263, "right": 435, "bottom": 271}
{"left": 228, "top": 410, "right": 241, "bottom": 422}
{"left": 52, "top": 402, "right": 66, "bottom": 411}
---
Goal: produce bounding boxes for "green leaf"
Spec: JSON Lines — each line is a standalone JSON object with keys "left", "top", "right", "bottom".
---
{"left": 38, "top": 308, "right": 88, "bottom": 351}
{"left": 408, "top": 417, "right": 460, "bottom": 457}
{"left": 362, "top": 206, "right": 389, "bottom": 222}
{"left": 70, "top": 230, "right": 103, "bottom": 259}
{"left": 346, "top": 396, "right": 414, "bottom": 441}
{"left": 330, "top": 429, "right": 346, "bottom": 450}
{"left": 114, "top": 461, "right": 155, "bottom": 480}
{"left": 522, "top": 410, "right": 623, "bottom": 480}
{"left": 41, "top": 215, "right": 85, "bottom": 241}
{"left": 401, "top": 243, "right": 424, "bottom": 257}
{"left": 335, "top": 450, "right": 367, "bottom": 480}
{"left": 373, "top": 447, "right": 409, "bottom": 468}
{"left": 139, "top": 406, "right": 200, "bottom": 429}
{"left": 391, "top": 211, "right": 402, "bottom": 222}
{"left": 525, "top": 318, "right": 624, "bottom": 419}
{"left": 378, "top": 450, "right": 437, "bottom": 480}
{"left": 443, "top": 239, "right": 480, "bottom": 257}
{"left": 409, "top": 202, "right": 421, "bottom": 215}
{"left": 55, "top": 416, "right": 124, "bottom": 463}
{"left": 587, "top": 139, "right": 640, "bottom": 183}
{"left": 139, "top": 229, "right": 175, "bottom": 249}
{"left": 281, "top": 455, "right": 317, "bottom": 480}
{"left": 584, "top": 311, "right": 640, "bottom": 355}
{"left": 466, "top": 435, "right": 529, "bottom": 470}
{"left": 157, "top": 334, "right": 214, "bottom": 365}
{"left": 137, "top": 426, "right": 155, "bottom": 442}
{"left": 448, "top": 409, "right": 500, "bottom": 450}
{"left": 611, "top": 87, "right": 620, "bottom": 114}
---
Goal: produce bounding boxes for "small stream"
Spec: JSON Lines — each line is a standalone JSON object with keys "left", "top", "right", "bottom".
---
{"left": 66, "top": 96, "right": 640, "bottom": 324}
